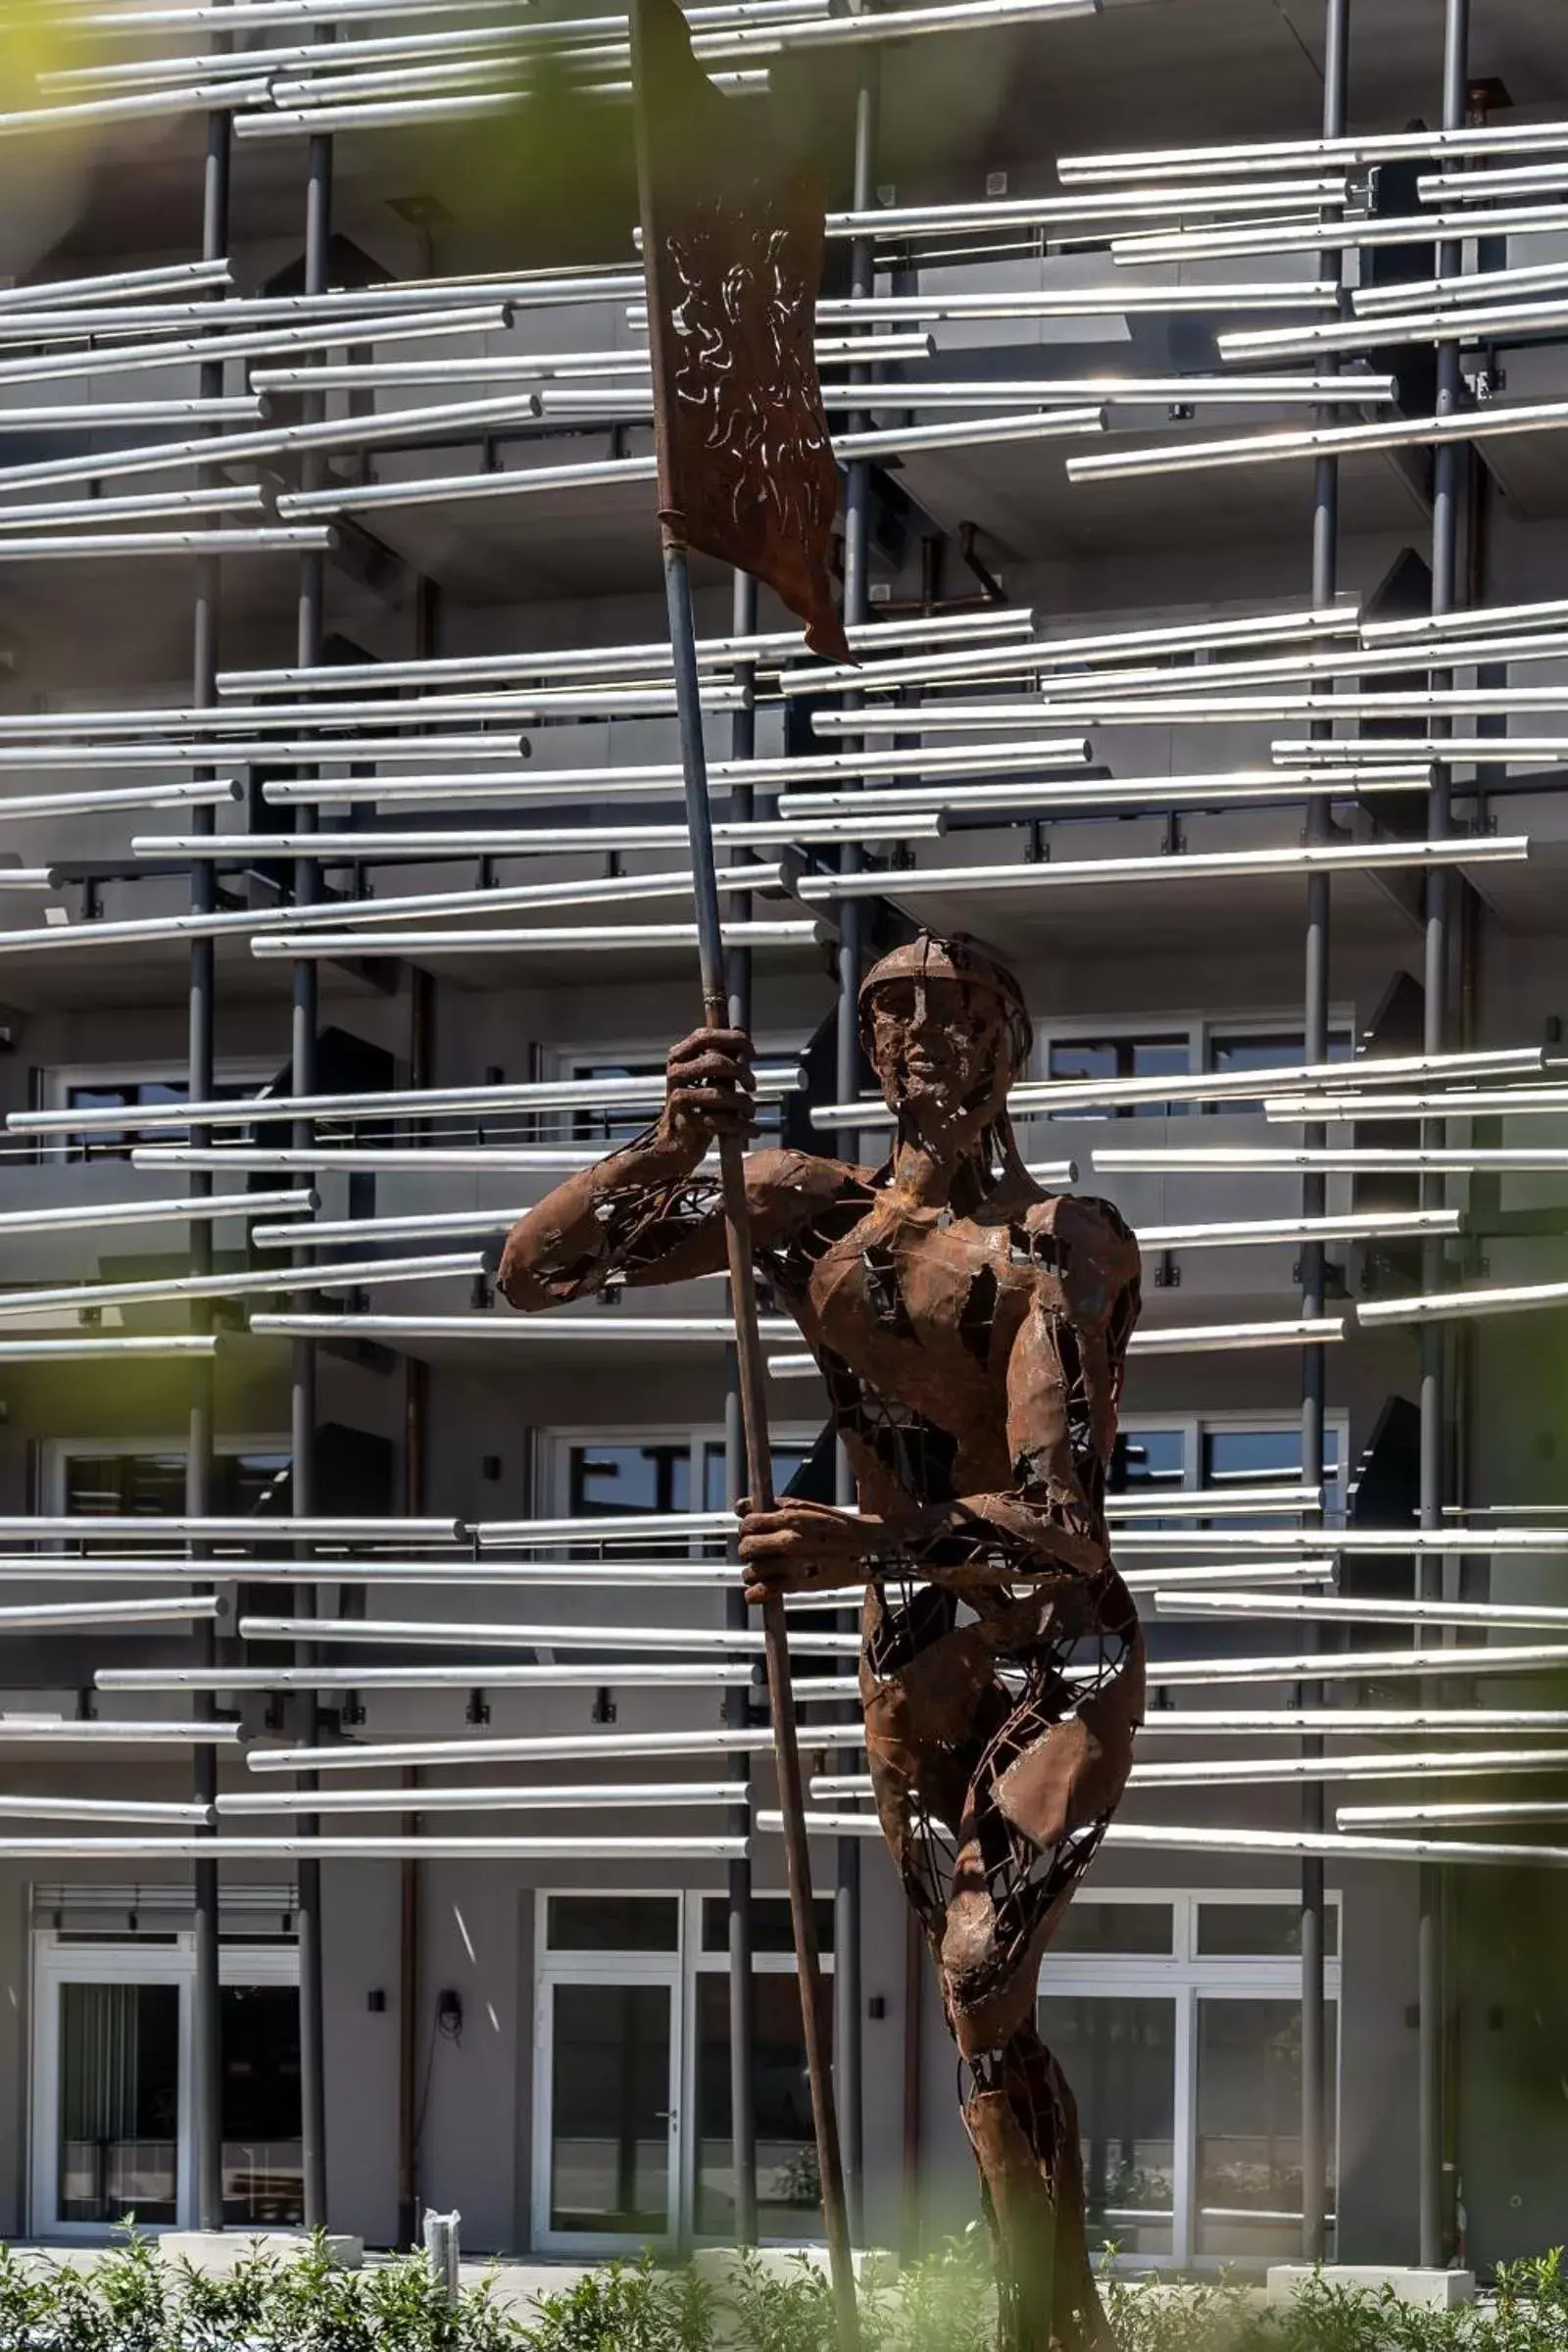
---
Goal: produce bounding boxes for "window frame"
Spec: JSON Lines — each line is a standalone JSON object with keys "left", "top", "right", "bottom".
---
{"left": 1038, "top": 1887, "right": 1342, "bottom": 2272}
{"left": 1030, "top": 1011, "right": 1356, "bottom": 1117}
{"left": 39, "top": 1058, "right": 278, "bottom": 1160}
{"left": 42, "top": 1434, "right": 292, "bottom": 1520}
{"left": 28, "top": 1931, "right": 299, "bottom": 2239}
{"left": 531, "top": 1888, "right": 833, "bottom": 2257}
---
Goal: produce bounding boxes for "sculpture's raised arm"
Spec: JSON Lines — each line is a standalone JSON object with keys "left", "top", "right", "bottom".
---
{"left": 496, "top": 1027, "right": 758, "bottom": 1305}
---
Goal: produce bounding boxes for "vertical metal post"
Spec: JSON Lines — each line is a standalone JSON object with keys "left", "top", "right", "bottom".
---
{"left": 1299, "top": 0, "right": 1349, "bottom": 2266}
{"left": 293, "top": 116, "right": 333, "bottom": 2234}
{"left": 1419, "top": 0, "right": 1470, "bottom": 2274}
{"left": 830, "top": 49, "right": 879, "bottom": 2240}
{"left": 189, "top": 70, "right": 231, "bottom": 2239}
{"left": 724, "top": 564, "right": 760, "bottom": 2248}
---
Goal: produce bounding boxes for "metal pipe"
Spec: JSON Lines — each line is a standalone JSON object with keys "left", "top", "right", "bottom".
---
{"left": 0, "top": 1190, "right": 314, "bottom": 1236}
{"left": 1420, "top": 0, "right": 1469, "bottom": 2272}
{"left": 294, "top": 108, "right": 332, "bottom": 2239}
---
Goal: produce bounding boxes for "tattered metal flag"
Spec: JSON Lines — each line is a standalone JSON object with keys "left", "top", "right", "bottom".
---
{"left": 628, "top": 0, "right": 852, "bottom": 662}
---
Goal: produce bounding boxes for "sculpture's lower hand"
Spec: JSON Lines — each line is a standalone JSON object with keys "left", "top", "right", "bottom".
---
{"left": 738, "top": 1498, "right": 885, "bottom": 1602}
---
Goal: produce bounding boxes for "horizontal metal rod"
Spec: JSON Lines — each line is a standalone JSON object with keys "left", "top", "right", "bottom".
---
{"left": 1221, "top": 293, "right": 1568, "bottom": 364}
{"left": 247, "top": 332, "right": 939, "bottom": 390}
{"left": 0, "top": 396, "right": 261, "bottom": 425}
{"left": 244, "top": 1723, "right": 864, "bottom": 1773}
{"left": 819, "top": 1051, "right": 1545, "bottom": 1125}
{"left": 0, "top": 1595, "right": 217, "bottom": 1630}
{"left": 14, "top": 1067, "right": 802, "bottom": 1137}
{"left": 1112, "top": 201, "right": 1568, "bottom": 262}
{"left": 224, "top": 603, "right": 1032, "bottom": 695}
{"left": 0, "top": 529, "right": 333, "bottom": 559}
{"left": 0, "top": 1190, "right": 313, "bottom": 1237}
{"left": 787, "top": 602, "right": 1361, "bottom": 698}
{"left": 778, "top": 767, "right": 1429, "bottom": 820}
{"left": 1158, "top": 1594, "right": 1568, "bottom": 1631}
{"left": 0, "top": 489, "right": 264, "bottom": 532}
{"left": 0, "top": 308, "right": 511, "bottom": 390}
{"left": 1056, "top": 120, "right": 1568, "bottom": 184}
{"left": 0, "top": 1513, "right": 461, "bottom": 1540}
{"left": 1359, "top": 1281, "right": 1568, "bottom": 1327}
{"left": 0, "top": 1250, "right": 479, "bottom": 1319}
{"left": 0, "top": 1717, "right": 240, "bottom": 1741}
{"left": 0, "top": 1795, "right": 214, "bottom": 1822}
{"left": 1112, "top": 1528, "right": 1568, "bottom": 1553}
{"left": 0, "top": 1834, "right": 750, "bottom": 1858}
{"left": 1136, "top": 1209, "right": 1461, "bottom": 1250}
{"left": 131, "top": 1144, "right": 767, "bottom": 1173}
{"left": 815, "top": 1746, "right": 1568, "bottom": 1796}
{"left": 263, "top": 740, "right": 1093, "bottom": 803}
{"left": 1135, "top": 1710, "right": 1568, "bottom": 1733}
{"left": 1067, "top": 398, "right": 1568, "bottom": 482}
{"left": 0, "top": 780, "right": 241, "bottom": 820}
{"left": 1339, "top": 1799, "right": 1568, "bottom": 1827}
{"left": 1266, "top": 1085, "right": 1568, "bottom": 1119}
{"left": 0, "top": 259, "right": 233, "bottom": 307}
{"left": 784, "top": 1813, "right": 1568, "bottom": 1867}
{"left": 1092, "top": 1147, "right": 1568, "bottom": 1172}
{"left": 233, "top": 1615, "right": 857, "bottom": 1651}
{"left": 798, "top": 838, "right": 1528, "bottom": 900}
{"left": 98, "top": 1664, "right": 760, "bottom": 1689}
{"left": 248, "top": 1311, "right": 801, "bottom": 1342}
{"left": 247, "top": 919, "right": 825, "bottom": 958}
{"left": 216, "top": 1782, "right": 748, "bottom": 1814}
{"left": 0, "top": 1335, "right": 219, "bottom": 1359}
{"left": 134, "top": 814, "right": 945, "bottom": 858}
{"left": 1273, "top": 737, "right": 1568, "bottom": 764}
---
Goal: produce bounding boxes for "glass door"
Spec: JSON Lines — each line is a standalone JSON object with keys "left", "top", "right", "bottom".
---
{"left": 535, "top": 1976, "right": 679, "bottom": 2252}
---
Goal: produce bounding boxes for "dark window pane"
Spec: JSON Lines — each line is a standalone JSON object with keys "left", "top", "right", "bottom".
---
{"left": 221, "top": 1984, "right": 302, "bottom": 2227}
{"left": 1197, "top": 1902, "right": 1340, "bottom": 1958}
{"left": 1047, "top": 1038, "right": 1190, "bottom": 1119}
{"left": 1205, "top": 1031, "right": 1352, "bottom": 1113}
{"left": 546, "top": 1895, "right": 679, "bottom": 1952}
{"left": 219, "top": 1453, "right": 293, "bottom": 1519}
{"left": 1201, "top": 1427, "right": 1343, "bottom": 1528}
{"left": 1195, "top": 1996, "right": 1338, "bottom": 2257}
{"left": 702, "top": 1442, "right": 810, "bottom": 1514}
{"left": 58, "top": 1982, "right": 179, "bottom": 2223}
{"left": 569, "top": 1445, "right": 692, "bottom": 1520}
{"left": 700, "top": 1894, "right": 835, "bottom": 1955}
{"left": 1110, "top": 1427, "right": 1186, "bottom": 1503}
{"left": 1050, "top": 1902, "right": 1174, "bottom": 1957}
{"left": 549, "top": 1983, "right": 671, "bottom": 2235}
{"left": 1038, "top": 1993, "right": 1176, "bottom": 2256}
{"left": 694, "top": 1970, "right": 831, "bottom": 2238}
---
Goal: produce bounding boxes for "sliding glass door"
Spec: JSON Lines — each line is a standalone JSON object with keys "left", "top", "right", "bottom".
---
{"left": 31, "top": 1936, "right": 300, "bottom": 2236}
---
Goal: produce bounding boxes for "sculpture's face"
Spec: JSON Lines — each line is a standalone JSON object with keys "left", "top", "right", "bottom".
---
{"left": 865, "top": 974, "right": 1017, "bottom": 1138}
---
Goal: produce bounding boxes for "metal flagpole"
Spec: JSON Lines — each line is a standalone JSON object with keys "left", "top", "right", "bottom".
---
{"left": 658, "top": 523, "right": 859, "bottom": 2351}
{"left": 628, "top": 0, "right": 858, "bottom": 2323}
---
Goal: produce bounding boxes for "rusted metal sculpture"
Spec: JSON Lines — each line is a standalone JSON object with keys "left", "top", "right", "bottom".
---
{"left": 500, "top": 931, "right": 1144, "bottom": 2352}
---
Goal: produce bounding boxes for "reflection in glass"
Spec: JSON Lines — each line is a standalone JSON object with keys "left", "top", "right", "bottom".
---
{"left": 1050, "top": 1902, "right": 1174, "bottom": 1958}
{"left": 549, "top": 1983, "right": 671, "bottom": 2236}
{"left": 220, "top": 1984, "right": 303, "bottom": 2226}
{"left": 547, "top": 1895, "right": 680, "bottom": 1953}
{"left": 1038, "top": 1994, "right": 1176, "bottom": 2255}
{"left": 1201, "top": 1426, "right": 1344, "bottom": 1527}
{"left": 1195, "top": 1997, "right": 1337, "bottom": 2258}
{"left": 1047, "top": 1037, "right": 1190, "bottom": 1118}
{"left": 59, "top": 1982, "right": 179, "bottom": 2223}
{"left": 694, "top": 1973, "right": 832, "bottom": 2239}
{"left": 1196, "top": 1902, "right": 1340, "bottom": 1959}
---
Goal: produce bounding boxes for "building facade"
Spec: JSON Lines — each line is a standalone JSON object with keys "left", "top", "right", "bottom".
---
{"left": 0, "top": 0, "right": 1564, "bottom": 2284}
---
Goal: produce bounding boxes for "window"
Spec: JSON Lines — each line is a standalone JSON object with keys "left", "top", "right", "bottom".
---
{"left": 1038, "top": 1889, "right": 1341, "bottom": 2268}
{"left": 558, "top": 1431, "right": 816, "bottom": 1548}
{"left": 559, "top": 1039, "right": 801, "bottom": 1152}
{"left": 50, "top": 1441, "right": 292, "bottom": 1526}
{"left": 1046, "top": 1037, "right": 1191, "bottom": 1117}
{"left": 1115, "top": 1417, "right": 1348, "bottom": 1528}
{"left": 533, "top": 1889, "right": 833, "bottom": 2254}
{"left": 31, "top": 1930, "right": 301, "bottom": 2235}
{"left": 1033, "top": 1019, "right": 1354, "bottom": 1119}
{"left": 43, "top": 1063, "right": 274, "bottom": 1163}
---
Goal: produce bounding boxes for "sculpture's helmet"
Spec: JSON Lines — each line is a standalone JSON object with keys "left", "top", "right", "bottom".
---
{"left": 857, "top": 930, "right": 1033, "bottom": 1068}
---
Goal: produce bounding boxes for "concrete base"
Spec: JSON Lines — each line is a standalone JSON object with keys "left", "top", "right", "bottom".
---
{"left": 1266, "top": 2266, "right": 1475, "bottom": 2310}
{"left": 158, "top": 2231, "right": 365, "bottom": 2273}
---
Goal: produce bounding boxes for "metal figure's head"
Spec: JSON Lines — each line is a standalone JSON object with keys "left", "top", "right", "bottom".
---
{"left": 858, "top": 932, "right": 1031, "bottom": 1143}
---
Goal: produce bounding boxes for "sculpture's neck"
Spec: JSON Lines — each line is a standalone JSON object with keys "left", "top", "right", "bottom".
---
{"left": 886, "top": 1109, "right": 1033, "bottom": 1214}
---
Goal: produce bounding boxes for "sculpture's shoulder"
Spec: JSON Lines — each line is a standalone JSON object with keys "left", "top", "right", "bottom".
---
{"left": 741, "top": 1146, "right": 875, "bottom": 1227}
{"left": 1015, "top": 1189, "right": 1143, "bottom": 1295}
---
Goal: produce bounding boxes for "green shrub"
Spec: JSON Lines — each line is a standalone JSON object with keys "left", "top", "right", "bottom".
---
{"left": 6, "top": 2227, "right": 1568, "bottom": 2352}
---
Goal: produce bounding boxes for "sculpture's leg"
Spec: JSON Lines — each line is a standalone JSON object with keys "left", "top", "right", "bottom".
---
{"left": 960, "top": 2021, "right": 1113, "bottom": 2352}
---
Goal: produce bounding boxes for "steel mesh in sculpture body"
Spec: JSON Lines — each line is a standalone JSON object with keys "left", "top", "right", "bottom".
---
{"left": 500, "top": 931, "right": 1144, "bottom": 2352}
